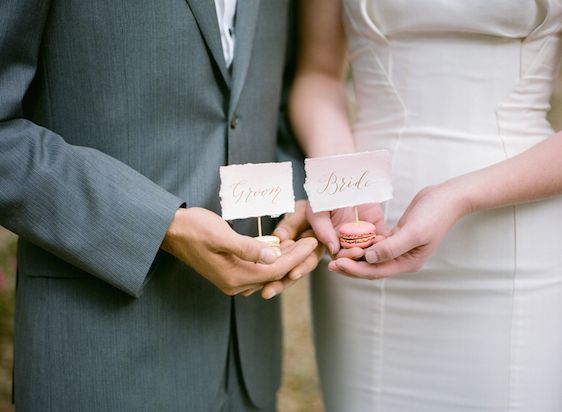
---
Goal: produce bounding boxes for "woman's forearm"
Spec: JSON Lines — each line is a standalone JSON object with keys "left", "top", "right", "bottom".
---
{"left": 445, "top": 131, "right": 562, "bottom": 214}
{"left": 290, "top": 0, "right": 353, "bottom": 158}
{"left": 289, "top": 72, "right": 355, "bottom": 157}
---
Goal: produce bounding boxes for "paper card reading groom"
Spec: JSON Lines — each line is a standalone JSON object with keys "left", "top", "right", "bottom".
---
{"left": 219, "top": 162, "right": 295, "bottom": 221}
{"left": 304, "top": 150, "right": 393, "bottom": 213}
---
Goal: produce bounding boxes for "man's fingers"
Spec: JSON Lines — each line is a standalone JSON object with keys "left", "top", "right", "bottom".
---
{"left": 241, "top": 286, "right": 263, "bottom": 297}
{"left": 232, "top": 237, "right": 317, "bottom": 287}
{"left": 261, "top": 280, "right": 285, "bottom": 299}
{"left": 263, "top": 235, "right": 324, "bottom": 296}
{"left": 279, "top": 239, "right": 296, "bottom": 253}
{"left": 261, "top": 274, "right": 302, "bottom": 300}
{"left": 229, "top": 234, "right": 280, "bottom": 264}
{"left": 287, "top": 241, "right": 325, "bottom": 280}
{"left": 299, "top": 228, "right": 316, "bottom": 239}
{"left": 268, "top": 237, "right": 318, "bottom": 279}
{"left": 306, "top": 207, "right": 339, "bottom": 255}
{"left": 273, "top": 200, "right": 309, "bottom": 242}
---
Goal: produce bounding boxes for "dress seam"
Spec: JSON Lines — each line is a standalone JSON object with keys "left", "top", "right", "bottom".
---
{"left": 376, "top": 278, "right": 386, "bottom": 412}
{"left": 369, "top": 27, "right": 407, "bottom": 412}
{"left": 495, "top": 60, "right": 520, "bottom": 410}
{"left": 508, "top": 205, "right": 518, "bottom": 412}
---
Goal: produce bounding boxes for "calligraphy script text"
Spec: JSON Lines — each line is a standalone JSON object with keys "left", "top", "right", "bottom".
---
{"left": 232, "top": 181, "right": 282, "bottom": 204}
{"left": 318, "top": 171, "right": 370, "bottom": 195}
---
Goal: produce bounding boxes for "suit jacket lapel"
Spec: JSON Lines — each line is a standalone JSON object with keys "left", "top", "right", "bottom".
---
{"left": 229, "top": 1, "right": 260, "bottom": 112}
{"left": 185, "top": 0, "right": 230, "bottom": 85}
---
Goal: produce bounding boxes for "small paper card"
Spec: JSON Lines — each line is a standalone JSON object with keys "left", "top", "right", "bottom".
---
{"left": 219, "top": 162, "right": 295, "bottom": 220}
{"left": 304, "top": 150, "right": 393, "bottom": 213}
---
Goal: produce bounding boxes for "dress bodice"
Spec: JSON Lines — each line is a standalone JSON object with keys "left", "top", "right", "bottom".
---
{"left": 343, "top": 0, "right": 562, "bottom": 159}
{"left": 314, "top": 4, "right": 562, "bottom": 411}
{"left": 368, "top": 0, "right": 543, "bottom": 38}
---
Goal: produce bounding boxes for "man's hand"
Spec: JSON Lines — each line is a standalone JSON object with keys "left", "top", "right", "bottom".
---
{"left": 250, "top": 200, "right": 325, "bottom": 299}
{"left": 161, "top": 207, "right": 318, "bottom": 296}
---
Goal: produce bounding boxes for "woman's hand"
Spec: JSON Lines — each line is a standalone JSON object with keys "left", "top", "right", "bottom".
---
{"left": 307, "top": 202, "right": 389, "bottom": 256}
{"left": 329, "top": 182, "right": 471, "bottom": 278}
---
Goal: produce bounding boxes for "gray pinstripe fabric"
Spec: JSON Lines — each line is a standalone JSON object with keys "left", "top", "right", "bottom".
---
{"left": 0, "top": 0, "right": 292, "bottom": 410}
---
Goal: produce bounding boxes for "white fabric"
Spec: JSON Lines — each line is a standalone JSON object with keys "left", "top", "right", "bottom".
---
{"left": 214, "top": 0, "right": 237, "bottom": 67}
{"left": 312, "top": 1, "right": 562, "bottom": 411}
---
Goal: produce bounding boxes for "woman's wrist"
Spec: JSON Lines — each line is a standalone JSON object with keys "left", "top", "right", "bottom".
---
{"left": 437, "top": 176, "right": 477, "bottom": 220}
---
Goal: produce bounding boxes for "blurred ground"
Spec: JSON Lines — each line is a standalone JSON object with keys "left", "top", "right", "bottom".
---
{"left": 0, "top": 229, "right": 16, "bottom": 412}
{"left": 278, "top": 277, "right": 324, "bottom": 412}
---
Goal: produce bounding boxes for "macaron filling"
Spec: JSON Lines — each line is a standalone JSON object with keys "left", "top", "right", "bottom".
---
{"left": 338, "top": 221, "right": 376, "bottom": 249}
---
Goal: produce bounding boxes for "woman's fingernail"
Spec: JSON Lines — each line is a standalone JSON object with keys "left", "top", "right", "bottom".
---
{"left": 328, "top": 242, "right": 337, "bottom": 255}
{"left": 365, "top": 250, "right": 378, "bottom": 263}
{"left": 292, "top": 272, "right": 303, "bottom": 280}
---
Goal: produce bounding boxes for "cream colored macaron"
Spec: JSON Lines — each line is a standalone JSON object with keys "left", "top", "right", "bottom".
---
{"left": 255, "top": 235, "right": 282, "bottom": 257}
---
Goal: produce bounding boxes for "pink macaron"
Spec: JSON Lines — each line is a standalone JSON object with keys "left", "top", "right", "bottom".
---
{"left": 338, "top": 221, "right": 377, "bottom": 249}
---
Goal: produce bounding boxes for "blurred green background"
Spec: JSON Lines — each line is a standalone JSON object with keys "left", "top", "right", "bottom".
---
{"left": 1, "top": 75, "right": 562, "bottom": 412}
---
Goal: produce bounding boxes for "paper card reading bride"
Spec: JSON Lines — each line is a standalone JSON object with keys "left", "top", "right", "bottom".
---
{"left": 220, "top": 162, "right": 295, "bottom": 220}
{"left": 304, "top": 150, "right": 393, "bottom": 213}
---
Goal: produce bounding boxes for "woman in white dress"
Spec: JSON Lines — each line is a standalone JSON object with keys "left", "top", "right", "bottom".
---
{"left": 290, "top": 1, "right": 562, "bottom": 411}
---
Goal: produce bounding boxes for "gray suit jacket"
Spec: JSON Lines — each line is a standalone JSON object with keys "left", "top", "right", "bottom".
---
{"left": 0, "top": 0, "right": 294, "bottom": 410}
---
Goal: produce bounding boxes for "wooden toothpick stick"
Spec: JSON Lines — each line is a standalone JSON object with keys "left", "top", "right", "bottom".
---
{"left": 258, "top": 216, "right": 263, "bottom": 237}
{"left": 354, "top": 206, "right": 359, "bottom": 223}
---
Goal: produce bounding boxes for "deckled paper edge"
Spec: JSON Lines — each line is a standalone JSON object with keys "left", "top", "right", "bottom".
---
{"left": 219, "top": 161, "right": 295, "bottom": 221}
{"left": 304, "top": 150, "right": 393, "bottom": 213}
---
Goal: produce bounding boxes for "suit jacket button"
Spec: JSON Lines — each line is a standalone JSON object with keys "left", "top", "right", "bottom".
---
{"left": 230, "top": 116, "right": 238, "bottom": 129}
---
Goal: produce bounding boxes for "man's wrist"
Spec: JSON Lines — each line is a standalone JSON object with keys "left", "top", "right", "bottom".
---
{"left": 161, "top": 208, "right": 185, "bottom": 255}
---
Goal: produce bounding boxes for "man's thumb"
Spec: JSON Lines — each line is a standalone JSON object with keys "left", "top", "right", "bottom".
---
{"left": 230, "top": 234, "right": 279, "bottom": 264}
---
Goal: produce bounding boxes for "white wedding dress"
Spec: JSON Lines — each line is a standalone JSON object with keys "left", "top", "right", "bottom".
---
{"left": 311, "top": 1, "right": 562, "bottom": 411}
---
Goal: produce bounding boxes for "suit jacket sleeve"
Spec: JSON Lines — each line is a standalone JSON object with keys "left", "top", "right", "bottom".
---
{"left": 0, "top": 0, "right": 185, "bottom": 297}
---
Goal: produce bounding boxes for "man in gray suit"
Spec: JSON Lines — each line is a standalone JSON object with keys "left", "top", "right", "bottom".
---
{"left": 0, "top": 1, "right": 321, "bottom": 410}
